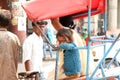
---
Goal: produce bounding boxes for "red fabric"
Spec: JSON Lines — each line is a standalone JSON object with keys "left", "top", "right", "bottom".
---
{"left": 73, "top": 0, "right": 106, "bottom": 19}
{"left": 22, "top": 0, "right": 106, "bottom": 22}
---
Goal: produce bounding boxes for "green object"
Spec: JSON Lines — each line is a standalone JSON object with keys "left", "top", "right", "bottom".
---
{"left": 82, "top": 26, "right": 87, "bottom": 30}
{"left": 83, "top": 31, "right": 88, "bottom": 39}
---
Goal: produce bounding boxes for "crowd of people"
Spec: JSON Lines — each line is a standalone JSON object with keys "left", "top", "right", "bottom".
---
{"left": 0, "top": 8, "right": 95, "bottom": 80}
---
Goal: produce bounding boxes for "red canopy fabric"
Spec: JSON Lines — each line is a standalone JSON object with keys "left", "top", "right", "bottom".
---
{"left": 22, "top": 0, "right": 106, "bottom": 22}
{"left": 72, "top": 0, "right": 106, "bottom": 19}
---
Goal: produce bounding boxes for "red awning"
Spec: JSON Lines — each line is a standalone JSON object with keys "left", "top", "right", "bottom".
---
{"left": 72, "top": 0, "right": 106, "bottom": 19}
{"left": 22, "top": 0, "right": 106, "bottom": 22}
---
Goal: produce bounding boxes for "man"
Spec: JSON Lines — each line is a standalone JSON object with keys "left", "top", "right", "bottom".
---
{"left": 0, "top": 9, "right": 20, "bottom": 80}
{"left": 23, "top": 21, "right": 48, "bottom": 79}
{"left": 51, "top": 18, "right": 95, "bottom": 78}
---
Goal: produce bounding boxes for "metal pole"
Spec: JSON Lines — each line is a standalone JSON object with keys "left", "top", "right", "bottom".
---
{"left": 89, "top": 33, "right": 120, "bottom": 79}
{"left": 103, "top": 0, "right": 107, "bottom": 67}
{"left": 55, "top": 51, "right": 59, "bottom": 80}
{"left": 86, "top": 0, "right": 91, "bottom": 80}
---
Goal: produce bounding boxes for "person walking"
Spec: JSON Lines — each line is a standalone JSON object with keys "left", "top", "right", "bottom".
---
{"left": 0, "top": 9, "right": 20, "bottom": 80}
{"left": 22, "top": 21, "right": 48, "bottom": 79}
{"left": 42, "top": 24, "right": 53, "bottom": 60}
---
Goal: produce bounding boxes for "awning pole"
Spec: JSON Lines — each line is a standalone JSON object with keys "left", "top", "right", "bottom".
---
{"left": 86, "top": 0, "right": 91, "bottom": 80}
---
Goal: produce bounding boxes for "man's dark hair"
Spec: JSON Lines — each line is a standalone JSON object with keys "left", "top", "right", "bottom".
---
{"left": 32, "top": 21, "right": 48, "bottom": 26}
{"left": 0, "top": 9, "right": 11, "bottom": 27}
{"left": 60, "top": 15, "right": 74, "bottom": 29}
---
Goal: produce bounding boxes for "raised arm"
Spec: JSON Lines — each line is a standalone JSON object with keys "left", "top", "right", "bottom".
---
{"left": 50, "top": 18, "right": 63, "bottom": 31}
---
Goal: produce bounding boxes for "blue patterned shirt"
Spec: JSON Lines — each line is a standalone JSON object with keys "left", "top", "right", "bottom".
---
{"left": 59, "top": 42, "right": 81, "bottom": 76}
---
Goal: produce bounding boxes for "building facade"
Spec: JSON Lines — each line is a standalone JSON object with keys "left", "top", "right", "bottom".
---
{"left": 0, "top": 0, "right": 27, "bottom": 44}
{"left": 0, "top": 0, "right": 120, "bottom": 43}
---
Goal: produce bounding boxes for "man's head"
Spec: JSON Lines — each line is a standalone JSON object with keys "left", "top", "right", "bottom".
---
{"left": 32, "top": 21, "right": 48, "bottom": 36}
{"left": 60, "top": 15, "right": 74, "bottom": 29}
{"left": 0, "top": 9, "right": 11, "bottom": 28}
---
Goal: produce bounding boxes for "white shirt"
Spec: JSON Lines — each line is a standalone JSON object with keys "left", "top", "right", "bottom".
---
{"left": 23, "top": 32, "right": 43, "bottom": 72}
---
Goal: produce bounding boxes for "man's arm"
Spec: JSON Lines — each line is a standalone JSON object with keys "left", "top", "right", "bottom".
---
{"left": 51, "top": 18, "right": 63, "bottom": 31}
{"left": 25, "top": 60, "right": 31, "bottom": 71}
